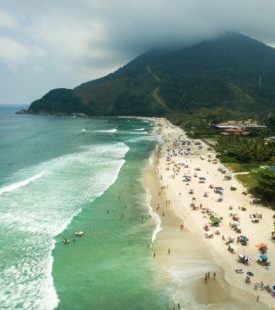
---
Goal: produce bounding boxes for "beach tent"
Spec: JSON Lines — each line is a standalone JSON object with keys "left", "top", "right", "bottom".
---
{"left": 259, "top": 254, "right": 268, "bottom": 261}
{"left": 228, "top": 244, "right": 236, "bottom": 252}
{"left": 227, "top": 236, "right": 235, "bottom": 243}
{"left": 240, "top": 235, "right": 249, "bottom": 242}
{"left": 232, "top": 221, "right": 241, "bottom": 227}
{"left": 238, "top": 254, "right": 252, "bottom": 264}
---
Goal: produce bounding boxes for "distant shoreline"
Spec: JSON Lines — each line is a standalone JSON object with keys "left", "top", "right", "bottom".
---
{"left": 15, "top": 109, "right": 161, "bottom": 121}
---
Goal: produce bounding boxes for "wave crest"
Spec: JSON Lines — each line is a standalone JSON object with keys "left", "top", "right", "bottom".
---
{"left": 0, "top": 172, "right": 44, "bottom": 196}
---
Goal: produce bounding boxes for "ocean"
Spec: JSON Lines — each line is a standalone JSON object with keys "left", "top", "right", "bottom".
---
{"left": 0, "top": 106, "right": 170, "bottom": 309}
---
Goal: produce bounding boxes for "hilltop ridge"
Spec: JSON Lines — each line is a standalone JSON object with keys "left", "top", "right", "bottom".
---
{"left": 28, "top": 33, "right": 275, "bottom": 119}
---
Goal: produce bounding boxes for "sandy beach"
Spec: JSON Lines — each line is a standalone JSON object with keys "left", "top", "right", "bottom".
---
{"left": 146, "top": 118, "right": 275, "bottom": 309}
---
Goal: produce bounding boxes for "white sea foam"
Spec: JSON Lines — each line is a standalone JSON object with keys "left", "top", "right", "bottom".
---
{"left": 0, "top": 172, "right": 44, "bottom": 196}
{"left": 93, "top": 128, "right": 117, "bottom": 133}
{"left": 119, "top": 130, "right": 148, "bottom": 135}
{"left": 126, "top": 135, "right": 156, "bottom": 143}
{"left": 134, "top": 128, "right": 145, "bottom": 131}
{"left": 0, "top": 142, "right": 129, "bottom": 310}
{"left": 146, "top": 188, "right": 162, "bottom": 244}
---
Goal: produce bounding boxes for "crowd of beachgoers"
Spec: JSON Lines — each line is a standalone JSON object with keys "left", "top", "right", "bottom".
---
{"left": 152, "top": 118, "right": 275, "bottom": 309}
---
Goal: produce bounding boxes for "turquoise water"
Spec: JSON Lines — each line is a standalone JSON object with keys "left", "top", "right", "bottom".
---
{"left": 0, "top": 106, "right": 170, "bottom": 309}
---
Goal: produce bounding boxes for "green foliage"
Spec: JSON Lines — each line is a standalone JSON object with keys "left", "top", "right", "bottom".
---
{"left": 29, "top": 89, "right": 84, "bottom": 114}
{"left": 252, "top": 169, "right": 275, "bottom": 208}
{"left": 28, "top": 33, "right": 275, "bottom": 117}
{"left": 236, "top": 174, "right": 258, "bottom": 189}
{"left": 215, "top": 136, "right": 275, "bottom": 164}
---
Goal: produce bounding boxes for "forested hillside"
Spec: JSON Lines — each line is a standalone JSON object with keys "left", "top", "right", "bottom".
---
{"left": 28, "top": 33, "right": 275, "bottom": 119}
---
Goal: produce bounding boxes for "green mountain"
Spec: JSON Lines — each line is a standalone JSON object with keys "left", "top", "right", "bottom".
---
{"left": 28, "top": 33, "right": 275, "bottom": 118}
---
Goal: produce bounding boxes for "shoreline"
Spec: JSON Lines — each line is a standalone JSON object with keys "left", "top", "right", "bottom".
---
{"left": 146, "top": 117, "right": 272, "bottom": 309}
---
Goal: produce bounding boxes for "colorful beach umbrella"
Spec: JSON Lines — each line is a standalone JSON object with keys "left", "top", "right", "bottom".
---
{"left": 210, "top": 217, "right": 221, "bottom": 223}
{"left": 256, "top": 243, "right": 268, "bottom": 249}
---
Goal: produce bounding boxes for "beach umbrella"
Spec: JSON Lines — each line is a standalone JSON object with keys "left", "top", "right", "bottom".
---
{"left": 256, "top": 243, "right": 268, "bottom": 249}
{"left": 272, "top": 285, "right": 275, "bottom": 291}
{"left": 210, "top": 217, "right": 221, "bottom": 223}
{"left": 247, "top": 272, "right": 254, "bottom": 277}
{"left": 259, "top": 254, "right": 268, "bottom": 260}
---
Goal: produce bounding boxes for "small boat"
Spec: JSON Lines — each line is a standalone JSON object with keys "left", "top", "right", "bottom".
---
{"left": 75, "top": 230, "right": 84, "bottom": 237}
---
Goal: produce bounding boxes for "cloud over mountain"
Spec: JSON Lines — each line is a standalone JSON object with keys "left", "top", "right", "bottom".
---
{"left": 0, "top": 0, "right": 275, "bottom": 104}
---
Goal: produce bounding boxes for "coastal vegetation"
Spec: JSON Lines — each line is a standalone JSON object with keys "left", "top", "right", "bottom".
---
{"left": 28, "top": 33, "right": 275, "bottom": 120}
{"left": 214, "top": 135, "right": 275, "bottom": 207}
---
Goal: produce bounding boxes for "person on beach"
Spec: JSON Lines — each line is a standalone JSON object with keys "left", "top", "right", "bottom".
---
{"left": 260, "top": 282, "right": 263, "bottom": 290}
{"left": 153, "top": 252, "right": 156, "bottom": 258}
{"left": 180, "top": 224, "right": 184, "bottom": 230}
{"left": 213, "top": 272, "right": 216, "bottom": 280}
{"left": 256, "top": 296, "right": 260, "bottom": 303}
{"left": 168, "top": 248, "right": 171, "bottom": 255}
{"left": 204, "top": 274, "right": 208, "bottom": 283}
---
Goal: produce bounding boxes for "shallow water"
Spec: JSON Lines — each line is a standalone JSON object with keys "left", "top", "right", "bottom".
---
{"left": 0, "top": 107, "right": 170, "bottom": 309}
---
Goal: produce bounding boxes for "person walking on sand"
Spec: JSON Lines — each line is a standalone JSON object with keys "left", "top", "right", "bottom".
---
{"left": 204, "top": 274, "right": 208, "bottom": 284}
{"left": 168, "top": 248, "right": 171, "bottom": 255}
{"left": 256, "top": 296, "right": 260, "bottom": 303}
{"left": 213, "top": 272, "right": 216, "bottom": 280}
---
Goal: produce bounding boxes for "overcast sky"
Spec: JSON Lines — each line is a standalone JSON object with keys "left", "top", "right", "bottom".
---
{"left": 1, "top": 0, "right": 275, "bottom": 105}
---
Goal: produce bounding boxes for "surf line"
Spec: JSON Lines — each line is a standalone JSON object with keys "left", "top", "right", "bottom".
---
{"left": 0, "top": 172, "right": 44, "bottom": 195}
{"left": 146, "top": 188, "right": 162, "bottom": 245}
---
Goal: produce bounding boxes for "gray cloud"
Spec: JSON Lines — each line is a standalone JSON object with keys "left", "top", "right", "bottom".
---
{"left": 0, "top": 0, "right": 275, "bottom": 104}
